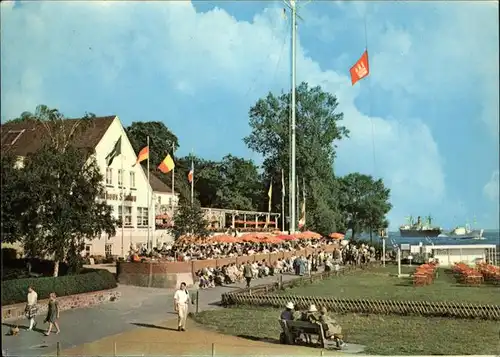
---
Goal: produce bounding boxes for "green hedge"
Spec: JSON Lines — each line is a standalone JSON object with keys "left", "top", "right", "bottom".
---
{"left": 1, "top": 269, "right": 117, "bottom": 306}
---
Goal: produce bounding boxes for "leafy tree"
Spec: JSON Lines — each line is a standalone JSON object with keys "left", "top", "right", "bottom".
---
{"left": 174, "top": 155, "right": 262, "bottom": 211}
{"left": 1, "top": 154, "right": 27, "bottom": 243}
{"left": 176, "top": 156, "right": 219, "bottom": 207}
{"left": 244, "top": 82, "right": 349, "bottom": 234}
{"left": 336, "top": 173, "right": 392, "bottom": 241}
{"left": 3, "top": 105, "right": 117, "bottom": 276}
{"left": 126, "top": 121, "right": 179, "bottom": 168}
{"left": 170, "top": 195, "right": 209, "bottom": 240}
{"left": 215, "top": 155, "right": 262, "bottom": 210}
{"left": 21, "top": 145, "right": 116, "bottom": 276}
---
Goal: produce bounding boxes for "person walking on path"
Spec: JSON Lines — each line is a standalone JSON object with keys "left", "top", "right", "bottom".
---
{"left": 43, "top": 293, "right": 60, "bottom": 336}
{"left": 173, "top": 282, "right": 190, "bottom": 332}
{"left": 243, "top": 262, "right": 253, "bottom": 288}
{"left": 25, "top": 286, "right": 38, "bottom": 331}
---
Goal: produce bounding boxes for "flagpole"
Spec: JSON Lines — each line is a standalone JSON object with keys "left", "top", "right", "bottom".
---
{"left": 120, "top": 151, "right": 124, "bottom": 257}
{"left": 190, "top": 150, "right": 194, "bottom": 205}
{"left": 268, "top": 182, "right": 272, "bottom": 228}
{"left": 364, "top": 15, "right": 377, "bottom": 177}
{"left": 296, "top": 174, "right": 299, "bottom": 231}
{"left": 290, "top": 0, "right": 297, "bottom": 234}
{"left": 146, "top": 136, "right": 150, "bottom": 251}
{"left": 171, "top": 142, "right": 175, "bottom": 213}
{"left": 281, "top": 169, "right": 285, "bottom": 233}
{"left": 302, "top": 176, "right": 305, "bottom": 229}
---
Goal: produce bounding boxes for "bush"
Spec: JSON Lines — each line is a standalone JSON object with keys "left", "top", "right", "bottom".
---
{"left": 1, "top": 269, "right": 117, "bottom": 306}
{"left": 1, "top": 257, "right": 69, "bottom": 277}
{"left": 2, "top": 268, "right": 30, "bottom": 281}
{"left": 2, "top": 248, "right": 18, "bottom": 261}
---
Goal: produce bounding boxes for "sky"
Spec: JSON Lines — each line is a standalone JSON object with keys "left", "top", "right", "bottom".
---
{"left": 1, "top": 0, "right": 499, "bottom": 230}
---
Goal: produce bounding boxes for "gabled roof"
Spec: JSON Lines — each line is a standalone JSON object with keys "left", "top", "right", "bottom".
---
{"left": 0, "top": 116, "right": 116, "bottom": 156}
{"left": 149, "top": 173, "right": 176, "bottom": 194}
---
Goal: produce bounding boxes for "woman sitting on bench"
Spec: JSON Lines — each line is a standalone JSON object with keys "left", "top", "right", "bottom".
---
{"left": 318, "top": 306, "right": 345, "bottom": 348}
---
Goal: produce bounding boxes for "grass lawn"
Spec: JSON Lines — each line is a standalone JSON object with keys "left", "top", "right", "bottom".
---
{"left": 281, "top": 264, "right": 500, "bottom": 305}
{"left": 193, "top": 307, "right": 500, "bottom": 355}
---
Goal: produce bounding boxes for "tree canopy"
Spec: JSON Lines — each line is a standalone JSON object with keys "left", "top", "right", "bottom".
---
{"left": 170, "top": 196, "right": 209, "bottom": 240}
{"left": 336, "top": 173, "right": 392, "bottom": 241}
{"left": 244, "top": 82, "right": 349, "bottom": 234}
{"left": 126, "top": 121, "right": 179, "bottom": 169}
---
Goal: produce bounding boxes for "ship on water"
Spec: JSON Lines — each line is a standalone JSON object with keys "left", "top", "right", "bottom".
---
{"left": 447, "top": 217, "right": 485, "bottom": 240}
{"left": 399, "top": 215, "right": 442, "bottom": 237}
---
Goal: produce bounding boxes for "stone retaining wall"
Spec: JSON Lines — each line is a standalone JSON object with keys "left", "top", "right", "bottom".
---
{"left": 117, "top": 244, "right": 338, "bottom": 289}
{"left": 1, "top": 289, "right": 121, "bottom": 322}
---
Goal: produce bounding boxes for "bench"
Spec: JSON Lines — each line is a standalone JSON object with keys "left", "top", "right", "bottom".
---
{"left": 279, "top": 319, "right": 338, "bottom": 349}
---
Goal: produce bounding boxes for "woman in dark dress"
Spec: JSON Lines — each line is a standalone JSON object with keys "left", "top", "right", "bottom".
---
{"left": 44, "top": 293, "right": 60, "bottom": 336}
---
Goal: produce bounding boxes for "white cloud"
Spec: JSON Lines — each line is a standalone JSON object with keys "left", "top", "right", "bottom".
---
{"left": 483, "top": 170, "right": 499, "bottom": 202}
{"left": 1, "top": 1, "right": 495, "bottom": 229}
{"left": 367, "top": 2, "right": 499, "bottom": 136}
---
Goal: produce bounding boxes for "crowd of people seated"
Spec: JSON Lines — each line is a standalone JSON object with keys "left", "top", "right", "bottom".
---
{"left": 128, "top": 239, "right": 379, "bottom": 272}
{"left": 192, "top": 246, "right": 364, "bottom": 289}
{"left": 128, "top": 238, "right": 337, "bottom": 262}
{"left": 195, "top": 257, "right": 298, "bottom": 289}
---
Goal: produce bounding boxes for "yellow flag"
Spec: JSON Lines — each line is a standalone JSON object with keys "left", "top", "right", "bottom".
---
{"left": 268, "top": 182, "right": 273, "bottom": 212}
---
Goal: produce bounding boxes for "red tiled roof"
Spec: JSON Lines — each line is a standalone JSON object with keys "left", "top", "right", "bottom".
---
{"left": 0, "top": 116, "right": 116, "bottom": 156}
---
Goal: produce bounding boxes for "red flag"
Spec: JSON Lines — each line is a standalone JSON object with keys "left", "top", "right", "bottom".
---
{"left": 349, "top": 50, "right": 369, "bottom": 86}
{"left": 187, "top": 160, "right": 194, "bottom": 183}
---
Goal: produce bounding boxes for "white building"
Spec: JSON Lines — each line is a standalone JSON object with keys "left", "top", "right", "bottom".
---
{"left": 409, "top": 244, "right": 498, "bottom": 266}
{"left": 1, "top": 115, "right": 178, "bottom": 257}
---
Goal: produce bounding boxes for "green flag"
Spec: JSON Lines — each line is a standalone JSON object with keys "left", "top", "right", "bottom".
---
{"left": 106, "top": 136, "right": 122, "bottom": 167}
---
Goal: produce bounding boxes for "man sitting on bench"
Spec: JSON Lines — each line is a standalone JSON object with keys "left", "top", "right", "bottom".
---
{"left": 280, "top": 302, "right": 296, "bottom": 321}
{"left": 299, "top": 304, "right": 320, "bottom": 344}
{"left": 318, "top": 306, "right": 345, "bottom": 348}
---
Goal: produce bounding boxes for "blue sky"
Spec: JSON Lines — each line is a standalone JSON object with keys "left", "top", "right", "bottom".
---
{"left": 1, "top": 1, "right": 499, "bottom": 230}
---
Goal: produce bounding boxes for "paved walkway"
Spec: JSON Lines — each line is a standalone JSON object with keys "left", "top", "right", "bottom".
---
{"left": 61, "top": 317, "right": 344, "bottom": 356}
{"left": 1, "top": 272, "right": 302, "bottom": 356}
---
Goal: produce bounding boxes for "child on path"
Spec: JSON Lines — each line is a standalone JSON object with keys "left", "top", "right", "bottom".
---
{"left": 43, "top": 293, "right": 60, "bottom": 336}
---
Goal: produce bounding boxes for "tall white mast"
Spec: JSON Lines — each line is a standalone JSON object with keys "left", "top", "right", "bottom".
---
{"left": 146, "top": 136, "right": 150, "bottom": 250}
{"left": 290, "top": 0, "right": 297, "bottom": 234}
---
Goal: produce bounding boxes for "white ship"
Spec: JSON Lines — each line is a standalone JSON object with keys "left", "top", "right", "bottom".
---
{"left": 448, "top": 218, "right": 484, "bottom": 240}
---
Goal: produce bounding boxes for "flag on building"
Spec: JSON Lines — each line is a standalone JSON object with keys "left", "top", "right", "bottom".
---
{"left": 105, "top": 136, "right": 122, "bottom": 167}
{"left": 188, "top": 161, "right": 194, "bottom": 183}
{"left": 350, "top": 50, "right": 369, "bottom": 86}
{"left": 268, "top": 182, "right": 273, "bottom": 212}
{"left": 133, "top": 146, "right": 149, "bottom": 167}
{"left": 158, "top": 154, "right": 175, "bottom": 173}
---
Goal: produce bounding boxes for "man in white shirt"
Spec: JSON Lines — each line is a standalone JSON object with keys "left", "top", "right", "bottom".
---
{"left": 26, "top": 286, "right": 38, "bottom": 331}
{"left": 173, "top": 282, "right": 190, "bottom": 331}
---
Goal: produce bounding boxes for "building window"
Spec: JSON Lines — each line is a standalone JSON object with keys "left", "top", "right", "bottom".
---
{"left": 118, "top": 169, "right": 124, "bottom": 187}
{"left": 137, "top": 207, "right": 149, "bottom": 227}
{"left": 130, "top": 172, "right": 136, "bottom": 188}
{"left": 118, "top": 206, "right": 133, "bottom": 227}
{"left": 105, "top": 243, "right": 113, "bottom": 257}
{"left": 157, "top": 196, "right": 161, "bottom": 205}
{"left": 85, "top": 244, "right": 92, "bottom": 256}
{"left": 106, "top": 168, "right": 113, "bottom": 185}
